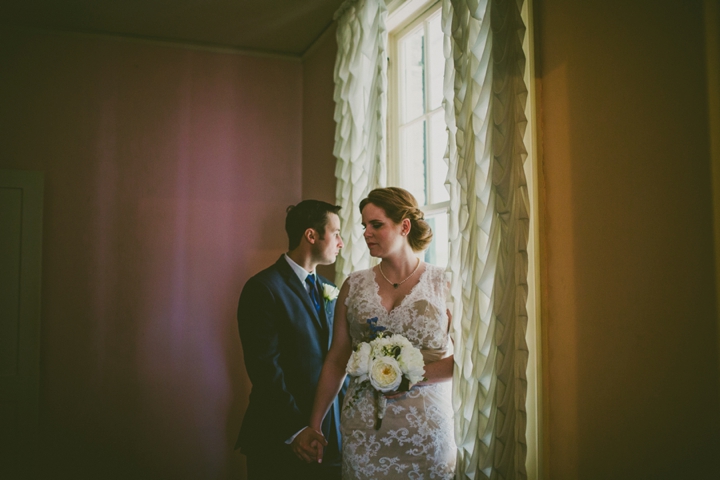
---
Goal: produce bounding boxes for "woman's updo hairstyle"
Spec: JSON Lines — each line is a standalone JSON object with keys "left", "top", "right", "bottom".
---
{"left": 359, "top": 187, "right": 433, "bottom": 252}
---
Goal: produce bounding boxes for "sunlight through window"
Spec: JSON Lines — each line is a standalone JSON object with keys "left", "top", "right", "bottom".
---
{"left": 390, "top": 5, "right": 449, "bottom": 267}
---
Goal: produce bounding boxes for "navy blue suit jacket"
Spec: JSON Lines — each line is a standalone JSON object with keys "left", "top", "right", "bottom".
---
{"left": 236, "top": 255, "right": 343, "bottom": 463}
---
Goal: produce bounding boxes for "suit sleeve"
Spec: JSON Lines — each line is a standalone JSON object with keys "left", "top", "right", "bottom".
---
{"left": 237, "top": 277, "right": 306, "bottom": 440}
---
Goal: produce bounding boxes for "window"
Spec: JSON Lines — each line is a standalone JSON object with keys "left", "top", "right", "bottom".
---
{"left": 388, "top": 1, "right": 448, "bottom": 267}
{"left": 386, "top": 1, "right": 541, "bottom": 478}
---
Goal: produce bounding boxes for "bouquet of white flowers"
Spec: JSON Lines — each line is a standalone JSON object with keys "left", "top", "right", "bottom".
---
{"left": 345, "top": 318, "right": 425, "bottom": 429}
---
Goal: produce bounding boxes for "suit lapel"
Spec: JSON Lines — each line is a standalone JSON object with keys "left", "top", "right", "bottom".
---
{"left": 274, "top": 256, "right": 324, "bottom": 333}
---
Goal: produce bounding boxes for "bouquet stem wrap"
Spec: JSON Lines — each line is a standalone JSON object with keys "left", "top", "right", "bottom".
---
{"left": 375, "top": 391, "right": 388, "bottom": 430}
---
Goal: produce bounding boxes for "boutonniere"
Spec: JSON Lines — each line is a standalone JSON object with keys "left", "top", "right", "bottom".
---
{"left": 322, "top": 284, "right": 340, "bottom": 302}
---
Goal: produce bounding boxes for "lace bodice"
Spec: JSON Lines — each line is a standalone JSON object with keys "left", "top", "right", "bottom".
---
{"left": 344, "top": 264, "right": 450, "bottom": 352}
{"left": 340, "top": 263, "right": 455, "bottom": 479}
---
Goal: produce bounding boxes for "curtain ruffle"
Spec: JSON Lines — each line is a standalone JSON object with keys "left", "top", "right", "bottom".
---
{"left": 333, "top": 0, "right": 388, "bottom": 286}
{"left": 443, "top": 0, "right": 530, "bottom": 478}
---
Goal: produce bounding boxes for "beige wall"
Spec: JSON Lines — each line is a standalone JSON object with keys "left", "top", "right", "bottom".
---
{"left": 0, "top": 27, "right": 303, "bottom": 478}
{"left": 706, "top": 0, "right": 720, "bottom": 399}
{"left": 536, "top": 0, "right": 720, "bottom": 478}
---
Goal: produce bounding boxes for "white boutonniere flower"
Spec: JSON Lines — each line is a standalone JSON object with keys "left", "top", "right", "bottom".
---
{"left": 322, "top": 284, "right": 340, "bottom": 302}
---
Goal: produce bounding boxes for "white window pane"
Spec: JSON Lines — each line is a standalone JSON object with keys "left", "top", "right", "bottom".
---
{"left": 400, "top": 120, "right": 427, "bottom": 205}
{"left": 423, "top": 212, "right": 448, "bottom": 267}
{"left": 427, "top": 13, "right": 444, "bottom": 111}
{"left": 400, "top": 28, "right": 425, "bottom": 122}
{"left": 428, "top": 112, "right": 450, "bottom": 203}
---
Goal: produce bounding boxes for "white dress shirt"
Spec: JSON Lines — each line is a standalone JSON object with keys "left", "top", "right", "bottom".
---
{"left": 284, "top": 253, "right": 316, "bottom": 294}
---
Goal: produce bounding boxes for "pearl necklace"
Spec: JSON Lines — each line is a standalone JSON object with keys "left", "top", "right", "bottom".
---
{"left": 379, "top": 258, "right": 421, "bottom": 289}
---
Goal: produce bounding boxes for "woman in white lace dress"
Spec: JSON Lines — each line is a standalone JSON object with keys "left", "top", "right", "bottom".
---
{"left": 293, "top": 187, "right": 456, "bottom": 479}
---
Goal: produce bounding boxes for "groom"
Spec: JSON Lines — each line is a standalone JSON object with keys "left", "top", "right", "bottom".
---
{"left": 236, "top": 200, "right": 344, "bottom": 480}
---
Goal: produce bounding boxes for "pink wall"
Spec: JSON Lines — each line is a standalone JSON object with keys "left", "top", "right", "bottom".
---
{"left": 536, "top": 0, "right": 720, "bottom": 478}
{"left": 301, "top": 26, "right": 339, "bottom": 281}
{"left": 302, "top": 26, "right": 337, "bottom": 205}
{"left": 0, "top": 27, "right": 302, "bottom": 478}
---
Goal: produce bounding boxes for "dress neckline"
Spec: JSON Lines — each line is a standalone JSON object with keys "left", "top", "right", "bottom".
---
{"left": 370, "top": 263, "right": 431, "bottom": 316}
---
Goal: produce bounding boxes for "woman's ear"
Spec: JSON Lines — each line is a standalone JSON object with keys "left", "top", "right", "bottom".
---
{"left": 401, "top": 218, "right": 412, "bottom": 236}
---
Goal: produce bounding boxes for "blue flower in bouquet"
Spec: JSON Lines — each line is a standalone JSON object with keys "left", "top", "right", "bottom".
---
{"left": 366, "top": 317, "right": 386, "bottom": 340}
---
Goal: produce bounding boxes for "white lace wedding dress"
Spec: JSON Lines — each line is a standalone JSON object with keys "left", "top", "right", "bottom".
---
{"left": 341, "top": 264, "right": 456, "bottom": 479}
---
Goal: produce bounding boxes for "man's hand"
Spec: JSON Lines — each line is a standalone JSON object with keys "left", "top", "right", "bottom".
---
{"left": 290, "top": 427, "right": 328, "bottom": 463}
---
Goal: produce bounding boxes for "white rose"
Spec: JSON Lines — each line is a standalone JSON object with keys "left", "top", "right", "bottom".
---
{"left": 397, "top": 346, "right": 425, "bottom": 385}
{"left": 390, "top": 334, "right": 413, "bottom": 349}
{"left": 346, "top": 343, "right": 371, "bottom": 382}
{"left": 322, "top": 284, "right": 340, "bottom": 301}
{"left": 368, "top": 357, "right": 403, "bottom": 392}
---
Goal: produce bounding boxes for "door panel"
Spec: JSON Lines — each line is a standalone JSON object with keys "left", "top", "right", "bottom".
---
{"left": 0, "top": 170, "right": 43, "bottom": 479}
{"left": 0, "top": 186, "right": 22, "bottom": 377}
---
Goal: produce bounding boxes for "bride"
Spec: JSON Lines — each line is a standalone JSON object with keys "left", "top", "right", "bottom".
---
{"left": 293, "top": 187, "right": 456, "bottom": 479}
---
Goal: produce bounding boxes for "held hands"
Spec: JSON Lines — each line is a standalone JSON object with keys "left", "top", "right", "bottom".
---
{"left": 291, "top": 427, "right": 328, "bottom": 464}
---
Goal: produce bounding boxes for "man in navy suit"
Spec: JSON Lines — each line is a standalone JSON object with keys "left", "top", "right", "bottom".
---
{"left": 236, "top": 200, "right": 344, "bottom": 480}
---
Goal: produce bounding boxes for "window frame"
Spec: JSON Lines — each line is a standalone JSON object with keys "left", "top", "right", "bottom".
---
{"left": 387, "top": 0, "right": 443, "bottom": 191}
{"left": 387, "top": 0, "right": 449, "bottom": 266}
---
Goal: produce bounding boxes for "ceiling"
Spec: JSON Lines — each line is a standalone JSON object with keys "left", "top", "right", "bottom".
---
{"left": 0, "top": 0, "right": 347, "bottom": 56}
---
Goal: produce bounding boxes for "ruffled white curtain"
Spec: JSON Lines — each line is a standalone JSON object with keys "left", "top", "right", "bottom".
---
{"left": 442, "top": 0, "right": 530, "bottom": 478}
{"left": 333, "top": 0, "right": 388, "bottom": 285}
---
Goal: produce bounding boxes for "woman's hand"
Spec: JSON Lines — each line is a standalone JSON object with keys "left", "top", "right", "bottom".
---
{"left": 382, "top": 377, "right": 411, "bottom": 399}
{"left": 290, "top": 427, "right": 328, "bottom": 463}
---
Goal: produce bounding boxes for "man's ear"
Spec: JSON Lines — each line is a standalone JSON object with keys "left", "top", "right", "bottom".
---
{"left": 304, "top": 227, "right": 316, "bottom": 245}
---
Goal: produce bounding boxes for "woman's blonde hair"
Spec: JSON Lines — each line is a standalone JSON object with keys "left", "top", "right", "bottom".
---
{"left": 359, "top": 187, "right": 433, "bottom": 252}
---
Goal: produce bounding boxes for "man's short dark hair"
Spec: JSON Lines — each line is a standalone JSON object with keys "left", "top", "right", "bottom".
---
{"left": 285, "top": 200, "right": 342, "bottom": 250}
